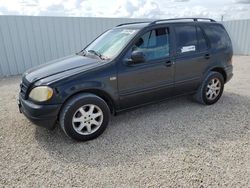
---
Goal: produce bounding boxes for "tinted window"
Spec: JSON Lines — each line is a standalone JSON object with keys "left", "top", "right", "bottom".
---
{"left": 197, "top": 26, "right": 208, "bottom": 51}
{"left": 132, "top": 28, "right": 170, "bottom": 61}
{"left": 203, "top": 24, "right": 231, "bottom": 50}
{"left": 175, "top": 25, "right": 198, "bottom": 54}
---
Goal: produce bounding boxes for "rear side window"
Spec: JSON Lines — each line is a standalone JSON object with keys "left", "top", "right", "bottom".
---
{"left": 203, "top": 24, "right": 231, "bottom": 50}
{"left": 197, "top": 26, "right": 208, "bottom": 51}
{"left": 175, "top": 25, "right": 197, "bottom": 54}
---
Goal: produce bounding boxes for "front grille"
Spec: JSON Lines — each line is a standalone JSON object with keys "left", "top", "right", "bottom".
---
{"left": 20, "top": 79, "right": 30, "bottom": 99}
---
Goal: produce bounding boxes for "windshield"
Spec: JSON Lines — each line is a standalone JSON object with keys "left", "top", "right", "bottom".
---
{"left": 84, "top": 28, "right": 139, "bottom": 60}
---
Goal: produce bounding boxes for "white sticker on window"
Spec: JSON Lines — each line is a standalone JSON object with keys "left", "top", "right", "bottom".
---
{"left": 181, "top": 45, "right": 196, "bottom": 53}
{"left": 121, "top": 29, "right": 137, "bottom": 35}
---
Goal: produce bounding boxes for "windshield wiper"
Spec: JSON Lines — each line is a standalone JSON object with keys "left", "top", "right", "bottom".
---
{"left": 76, "top": 49, "right": 87, "bottom": 56}
{"left": 87, "top": 50, "right": 107, "bottom": 60}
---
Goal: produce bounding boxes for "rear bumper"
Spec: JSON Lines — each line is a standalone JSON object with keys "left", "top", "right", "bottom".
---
{"left": 225, "top": 65, "right": 233, "bottom": 83}
{"left": 18, "top": 94, "right": 61, "bottom": 130}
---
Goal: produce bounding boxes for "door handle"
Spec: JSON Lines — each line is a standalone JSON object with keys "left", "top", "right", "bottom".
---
{"left": 204, "top": 53, "right": 210, "bottom": 59}
{"left": 165, "top": 60, "right": 173, "bottom": 67}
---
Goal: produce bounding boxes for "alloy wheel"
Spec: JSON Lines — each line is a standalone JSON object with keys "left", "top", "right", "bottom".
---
{"left": 72, "top": 104, "right": 104, "bottom": 135}
{"left": 206, "top": 78, "right": 221, "bottom": 100}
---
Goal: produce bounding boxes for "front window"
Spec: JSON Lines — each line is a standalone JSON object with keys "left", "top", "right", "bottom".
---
{"left": 83, "top": 28, "right": 139, "bottom": 60}
{"left": 129, "top": 27, "right": 170, "bottom": 62}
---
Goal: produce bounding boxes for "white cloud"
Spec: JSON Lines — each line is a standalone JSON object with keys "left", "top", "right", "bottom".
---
{"left": 0, "top": 0, "right": 249, "bottom": 20}
{"left": 0, "top": 0, "right": 84, "bottom": 16}
{"left": 112, "top": 0, "right": 163, "bottom": 18}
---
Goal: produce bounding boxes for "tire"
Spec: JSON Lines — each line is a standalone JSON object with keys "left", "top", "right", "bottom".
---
{"left": 59, "top": 93, "right": 110, "bottom": 141}
{"left": 195, "top": 71, "right": 224, "bottom": 105}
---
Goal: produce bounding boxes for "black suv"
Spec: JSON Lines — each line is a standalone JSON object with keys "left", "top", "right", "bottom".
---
{"left": 18, "top": 18, "right": 233, "bottom": 141}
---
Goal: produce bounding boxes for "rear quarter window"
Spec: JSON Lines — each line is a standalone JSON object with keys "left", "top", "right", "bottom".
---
{"left": 203, "top": 24, "right": 231, "bottom": 50}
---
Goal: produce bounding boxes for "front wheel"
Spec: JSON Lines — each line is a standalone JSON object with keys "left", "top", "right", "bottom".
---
{"left": 59, "top": 93, "right": 110, "bottom": 141}
{"left": 195, "top": 71, "right": 224, "bottom": 105}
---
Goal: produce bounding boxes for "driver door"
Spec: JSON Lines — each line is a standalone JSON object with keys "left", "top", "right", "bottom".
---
{"left": 117, "top": 26, "right": 175, "bottom": 109}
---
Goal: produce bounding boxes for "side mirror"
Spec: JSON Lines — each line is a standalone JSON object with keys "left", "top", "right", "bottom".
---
{"left": 131, "top": 51, "right": 145, "bottom": 63}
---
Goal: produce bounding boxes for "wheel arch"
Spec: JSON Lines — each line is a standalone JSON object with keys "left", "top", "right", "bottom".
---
{"left": 209, "top": 67, "right": 227, "bottom": 82}
{"left": 59, "top": 89, "right": 116, "bottom": 118}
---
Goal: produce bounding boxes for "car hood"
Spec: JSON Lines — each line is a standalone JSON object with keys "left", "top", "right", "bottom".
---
{"left": 24, "top": 55, "right": 101, "bottom": 83}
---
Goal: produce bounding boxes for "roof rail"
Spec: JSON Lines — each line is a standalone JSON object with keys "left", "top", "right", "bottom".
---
{"left": 116, "top": 18, "right": 216, "bottom": 28}
{"left": 116, "top": 21, "right": 150, "bottom": 27}
{"left": 149, "top": 18, "right": 216, "bottom": 25}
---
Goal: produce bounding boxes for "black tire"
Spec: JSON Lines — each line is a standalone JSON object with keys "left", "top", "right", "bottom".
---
{"left": 59, "top": 93, "right": 110, "bottom": 141}
{"left": 195, "top": 71, "right": 224, "bottom": 105}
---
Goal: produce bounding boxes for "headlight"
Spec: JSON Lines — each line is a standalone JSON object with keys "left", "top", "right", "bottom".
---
{"left": 29, "top": 86, "right": 53, "bottom": 102}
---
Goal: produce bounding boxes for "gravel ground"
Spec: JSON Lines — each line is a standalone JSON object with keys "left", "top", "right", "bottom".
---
{"left": 0, "top": 56, "right": 249, "bottom": 187}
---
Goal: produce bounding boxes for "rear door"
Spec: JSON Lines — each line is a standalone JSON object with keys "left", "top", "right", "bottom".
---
{"left": 117, "top": 26, "right": 174, "bottom": 109}
{"left": 173, "top": 23, "right": 211, "bottom": 94}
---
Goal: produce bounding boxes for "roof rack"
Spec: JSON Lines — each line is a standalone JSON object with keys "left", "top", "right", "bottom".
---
{"left": 149, "top": 18, "right": 216, "bottom": 25}
{"left": 116, "top": 21, "right": 150, "bottom": 27}
{"left": 116, "top": 18, "right": 216, "bottom": 27}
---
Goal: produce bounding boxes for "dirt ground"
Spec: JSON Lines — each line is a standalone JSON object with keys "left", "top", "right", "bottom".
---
{"left": 0, "top": 56, "right": 249, "bottom": 187}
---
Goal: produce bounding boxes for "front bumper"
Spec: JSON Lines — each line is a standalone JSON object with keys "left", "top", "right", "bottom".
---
{"left": 18, "top": 94, "right": 61, "bottom": 130}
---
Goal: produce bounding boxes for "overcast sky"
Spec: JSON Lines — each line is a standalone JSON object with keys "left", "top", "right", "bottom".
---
{"left": 0, "top": 0, "right": 250, "bottom": 21}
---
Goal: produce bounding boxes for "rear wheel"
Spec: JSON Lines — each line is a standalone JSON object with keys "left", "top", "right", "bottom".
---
{"left": 59, "top": 93, "right": 110, "bottom": 141}
{"left": 195, "top": 71, "right": 224, "bottom": 105}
